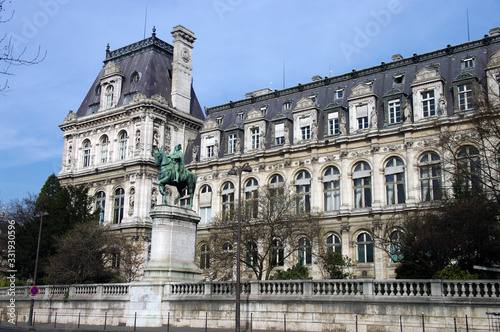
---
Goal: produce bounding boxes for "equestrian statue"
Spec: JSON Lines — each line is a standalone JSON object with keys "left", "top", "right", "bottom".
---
{"left": 153, "top": 144, "right": 197, "bottom": 209}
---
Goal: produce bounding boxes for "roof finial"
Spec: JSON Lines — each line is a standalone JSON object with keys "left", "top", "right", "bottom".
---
{"left": 152, "top": 26, "right": 156, "bottom": 38}
{"left": 105, "top": 43, "right": 110, "bottom": 58}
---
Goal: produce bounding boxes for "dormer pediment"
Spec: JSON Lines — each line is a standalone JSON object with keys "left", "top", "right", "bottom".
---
{"left": 245, "top": 108, "right": 266, "bottom": 123}
{"left": 348, "top": 82, "right": 376, "bottom": 100}
{"left": 412, "top": 65, "right": 444, "bottom": 86}
{"left": 293, "top": 97, "right": 317, "bottom": 112}
{"left": 102, "top": 62, "right": 124, "bottom": 80}
{"left": 201, "top": 118, "right": 221, "bottom": 133}
{"left": 486, "top": 49, "right": 500, "bottom": 70}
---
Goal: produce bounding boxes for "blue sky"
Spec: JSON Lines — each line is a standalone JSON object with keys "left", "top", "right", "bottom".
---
{"left": 1, "top": 0, "right": 499, "bottom": 203}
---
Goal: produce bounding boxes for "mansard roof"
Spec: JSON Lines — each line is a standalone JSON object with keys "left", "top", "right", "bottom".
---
{"left": 203, "top": 33, "right": 500, "bottom": 134}
{"left": 75, "top": 31, "right": 204, "bottom": 121}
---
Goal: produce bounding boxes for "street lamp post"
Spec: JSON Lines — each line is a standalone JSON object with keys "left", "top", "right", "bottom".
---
{"left": 228, "top": 163, "right": 252, "bottom": 332}
{"left": 28, "top": 211, "right": 48, "bottom": 326}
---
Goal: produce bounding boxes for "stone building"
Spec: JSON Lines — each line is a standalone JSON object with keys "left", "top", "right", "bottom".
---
{"left": 59, "top": 25, "right": 500, "bottom": 280}
{"left": 58, "top": 26, "right": 205, "bottom": 263}
{"left": 188, "top": 28, "right": 500, "bottom": 280}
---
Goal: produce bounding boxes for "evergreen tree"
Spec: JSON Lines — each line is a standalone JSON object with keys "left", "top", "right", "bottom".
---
{"left": 16, "top": 174, "right": 99, "bottom": 283}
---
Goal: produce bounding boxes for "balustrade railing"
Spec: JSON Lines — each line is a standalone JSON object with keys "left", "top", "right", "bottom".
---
{"left": 3, "top": 280, "right": 499, "bottom": 301}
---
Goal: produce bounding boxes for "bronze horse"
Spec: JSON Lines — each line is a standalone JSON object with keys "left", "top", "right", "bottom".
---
{"left": 153, "top": 148, "right": 197, "bottom": 209}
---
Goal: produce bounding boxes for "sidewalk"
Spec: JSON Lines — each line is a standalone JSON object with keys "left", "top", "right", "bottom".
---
{"left": 0, "top": 321, "right": 289, "bottom": 332}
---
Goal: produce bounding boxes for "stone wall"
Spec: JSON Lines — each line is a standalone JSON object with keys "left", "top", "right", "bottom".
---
{"left": 2, "top": 280, "right": 499, "bottom": 331}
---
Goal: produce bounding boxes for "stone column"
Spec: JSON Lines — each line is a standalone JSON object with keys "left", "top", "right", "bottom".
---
{"left": 143, "top": 205, "right": 201, "bottom": 282}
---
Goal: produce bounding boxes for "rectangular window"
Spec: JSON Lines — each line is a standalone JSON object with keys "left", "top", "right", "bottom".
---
{"left": 463, "top": 58, "right": 474, "bottom": 69}
{"left": 422, "top": 91, "right": 436, "bottom": 117}
{"left": 275, "top": 123, "right": 284, "bottom": 145}
{"left": 206, "top": 145, "right": 214, "bottom": 158}
{"left": 216, "top": 117, "right": 223, "bottom": 126}
{"left": 327, "top": 112, "right": 339, "bottom": 135}
{"left": 251, "top": 128, "right": 260, "bottom": 149}
{"left": 335, "top": 89, "right": 344, "bottom": 99}
{"left": 283, "top": 102, "right": 291, "bottom": 111}
{"left": 200, "top": 207, "right": 211, "bottom": 224}
{"left": 227, "top": 133, "right": 237, "bottom": 154}
{"left": 237, "top": 112, "right": 245, "bottom": 121}
{"left": 260, "top": 106, "right": 267, "bottom": 116}
{"left": 388, "top": 99, "right": 401, "bottom": 124}
{"left": 458, "top": 84, "right": 473, "bottom": 111}
{"left": 356, "top": 105, "right": 369, "bottom": 129}
{"left": 300, "top": 117, "right": 311, "bottom": 140}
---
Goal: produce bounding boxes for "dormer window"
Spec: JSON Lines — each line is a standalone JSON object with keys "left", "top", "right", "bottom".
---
{"left": 335, "top": 89, "right": 344, "bottom": 99}
{"left": 327, "top": 112, "right": 339, "bottom": 136}
{"left": 275, "top": 123, "right": 285, "bottom": 145}
{"left": 260, "top": 106, "right": 267, "bottom": 116}
{"left": 237, "top": 112, "right": 245, "bottom": 122}
{"left": 130, "top": 71, "right": 141, "bottom": 84}
{"left": 216, "top": 116, "right": 224, "bottom": 126}
{"left": 393, "top": 74, "right": 404, "bottom": 85}
{"left": 95, "top": 84, "right": 101, "bottom": 96}
{"left": 105, "top": 85, "right": 114, "bottom": 109}
{"left": 308, "top": 95, "right": 318, "bottom": 104}
{"left": 462, "top": 57, "right": 474, "bottom": 70}
{"left": 356, "top": 104, "right": 369, "bottom": 129}
{"left": 283, "top": 101, "right": 292, "bottom": 111}
{"left": 300, "top": 116, "right": 311, "bottom": 140}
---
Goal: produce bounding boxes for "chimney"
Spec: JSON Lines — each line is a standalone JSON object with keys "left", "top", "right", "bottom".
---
{"left": 391, "top": 54, "right": 403, "bottom": 61}
{"left": 171, "top": 25, "right": 196, "bottom": 114}
{"left": 490, "top": 27, "right": 500, "bottom": 36}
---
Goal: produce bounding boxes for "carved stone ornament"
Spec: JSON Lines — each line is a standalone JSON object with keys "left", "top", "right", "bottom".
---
{"left": 63, "top": 110, "right": 77, "bottom": 123}
{"left": 151, "top": 93, "right": 167, "bottom": 104}
{"left": 181, "top": 48, "right": 190, "bottom": 63}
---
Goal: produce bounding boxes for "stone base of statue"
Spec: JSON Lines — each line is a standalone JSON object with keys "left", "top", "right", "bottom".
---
{"left": 143, "top": 205, "right": 201, "bottom": 282}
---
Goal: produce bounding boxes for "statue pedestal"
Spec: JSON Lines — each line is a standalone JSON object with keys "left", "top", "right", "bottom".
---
{"left": 143, "top": 205, "right": 201, "bottom": 282}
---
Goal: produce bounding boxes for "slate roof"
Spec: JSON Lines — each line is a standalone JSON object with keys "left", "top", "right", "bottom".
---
{"left": 191, "top": 33, "right": 500, "bottom": 160}
{"left": 75, "top": 32, "right": 205, "bottom": 121}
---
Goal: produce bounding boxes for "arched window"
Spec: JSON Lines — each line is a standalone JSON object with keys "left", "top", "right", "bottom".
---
{"left": 389, "top": 230, "right": 403, "bottom": 263}
{"left": 353, "top": 162, "right": 372, "bottom": 208}
{"left": 419, "top": 152, "right": 442, "bottom": 201}
{"left": 221, "top": 182, "right": 235, "bottom": 216}
{"left": 96, "top": 191, "right": 106, "bottom": 225}
{"left": 245, "top": 178, "right": 259, "bottom": 219}
{"left": 326, "top": 233, "right": 341, "bottom": 254}
{"left": 295, "top": 170, "right": 311, "bottom": 213}
{"left": 457, "top": 145, "right": 481, "bottom": 191}
{"left": 385, "top": 157, "right": 405, "bottom": 205}
{"left": 82, "top": 140, "right": 91, "bottom": 167}
{"left": 357, "top": 232, "right": 374, "bottom": 263}
{"left": 269, "top": 174, "right": 284, "bottom": 214}
{"left": 323, "top": 166, "right": 341, "bottom": 211}
{"left": 298, "top": 237, "right": 312, "bottom": 265}
{"left": 118, "top": 131, "right": 128, "bottom": 160}
{"left": 113, "top": 188, "right": 125, "bottom": 224}
{"left": 100, "top": 135, "right": 109, "bottom": 163}
{"left": 270, "top": 239, "right": 284, "bottom": 267}
{"left": 246, "top": 241, "right": 258, "bottom": 267}
{"left": 199, "top": 185, "right": 212, "bottom": 224}
{"left": 199, "top": 244, "right": 210, "bottom": 270}
{"left": 105, "top": 85, "right": 114, "bottom": 109}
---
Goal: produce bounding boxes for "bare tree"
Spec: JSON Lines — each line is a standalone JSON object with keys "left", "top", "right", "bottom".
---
{"left": 204, "top": 184, "right": 322, "bottom": 280}
{"left": 0, "top": 0, "right": 45, "bottom": 91}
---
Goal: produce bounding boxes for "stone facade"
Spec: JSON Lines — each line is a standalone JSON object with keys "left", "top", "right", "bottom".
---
{"left": 59, "top": 25, "right": 500, "bottom": 281}
{"left": 188, "top": 29, "right": 500, "bottom": 280}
